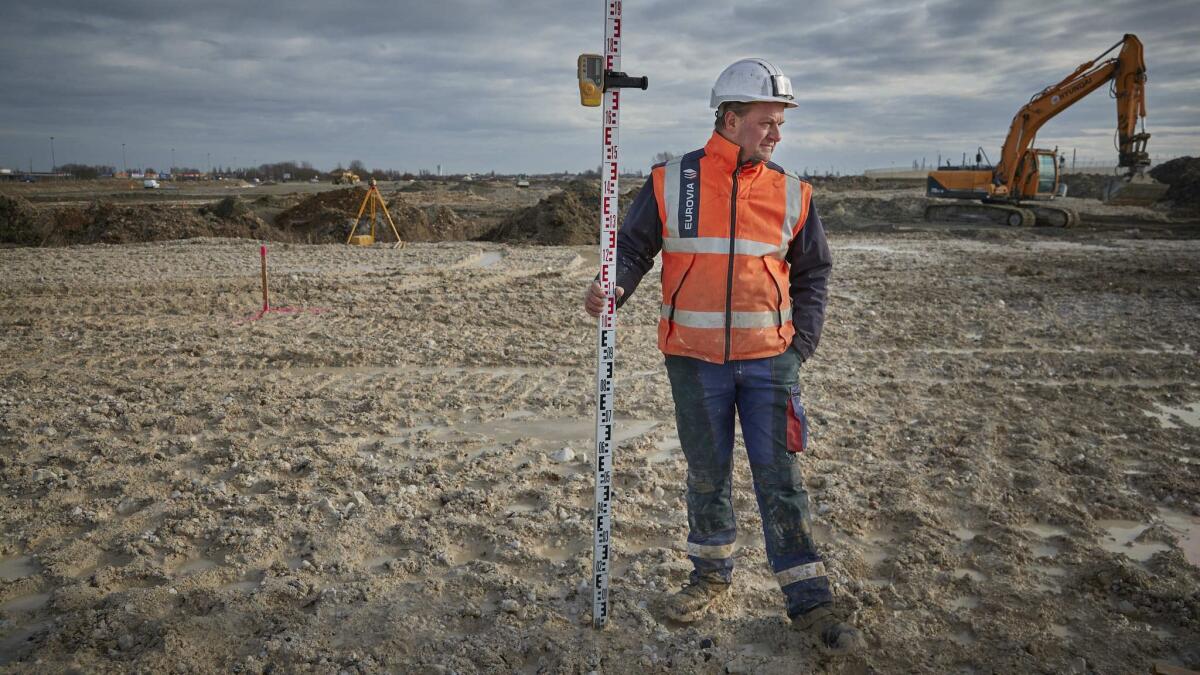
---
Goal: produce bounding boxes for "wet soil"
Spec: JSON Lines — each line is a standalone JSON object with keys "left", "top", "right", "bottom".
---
{"left": 1, "top": 224, "right": 1198, "bottom": 673}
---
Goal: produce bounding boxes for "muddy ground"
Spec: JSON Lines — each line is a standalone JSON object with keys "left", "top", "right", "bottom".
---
{"left": 1, "top": 214, "right": 1198, "bottom": 674}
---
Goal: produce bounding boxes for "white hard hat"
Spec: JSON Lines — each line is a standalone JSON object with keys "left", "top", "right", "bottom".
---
{"left": 710, "top": 58, "right": 797, "bottom": 108}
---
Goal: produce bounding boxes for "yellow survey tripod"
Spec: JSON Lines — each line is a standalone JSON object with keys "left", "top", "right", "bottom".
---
{"left": 346, "top": 178, "right": 405, "bottom": 248}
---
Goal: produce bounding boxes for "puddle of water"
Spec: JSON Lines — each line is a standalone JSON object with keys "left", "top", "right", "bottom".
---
{"left": 1144, "top": 401, "right": 1200, "bottom": 430}
{"left": 505, "top": 498, "right": 541, "bottom": 514}
{"left": 466, "top": 251, "right": 505, "bottom": 268}
{"left": 1032, "top": 542, "right": 1060, "bottom": 558}
{"left": 1020, "top": 523, "right": 1070, "bottom": 539}
{"left": 1116, "top": 457, "right": 1149, "bottom": 476}
{"left": 950, "top": 629, "right": 976, "bottom": 646}
{"left": 1158, "top": 507, "right": 1200, "bottom": 567}
{"left": 647, "top": 434, "right": 681, "bottom": 463}
{"left": 1098, "top": 520, "right": 1170, "bottom": 562}
{"left": 954, "top": 568, "right": 986, "bottom": 582}
{"left": 1049, "top": 623, "right": 1076, "bottom": 639}
{"left": 858, "top": 529, "right": 896, "bottom": 567}
{"left": 949, "top": 595, "right": 979, "bottom": 610}
{"left": 446, "top": 541, "right": 493, "bottom": 566}
{"left": 221, "top": 580, "right": 260, "bottom": 593}
{"left": 952, "top": 527, "right": 979, "bottom": 542}
{"left": 1033, "top": 565, "right": 1068, "bottom": 577}
{"left": 0, "top": 556, "right": 39, "bottom": 580}
{"left": 0, "top": 593, "right": 50, "bottom": 613}
{"left": 174, "top": 558, "right": 219, "bottom": 576}
{"left": 622, "top": 536, "right": 677, "bottom": 556}
{"left": 533, "top": 539, "right": 588, "bottom": 564}
{"left": 737, "top": 642, "right": 776, "bottom": 658}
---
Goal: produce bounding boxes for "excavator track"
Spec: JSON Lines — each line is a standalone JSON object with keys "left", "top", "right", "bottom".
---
{"left": 1025, "top": 204, "right": 1080, "bottom": 228}
{"left": 925, "top": 201, "right": 1036, "bottom": 227}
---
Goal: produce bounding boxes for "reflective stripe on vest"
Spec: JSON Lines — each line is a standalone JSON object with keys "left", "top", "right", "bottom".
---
{"left": 663, "top": 236, "right": 785, "bottom": 259}
{"left": 662, "top": 305, "right": 793, "bottom": 329}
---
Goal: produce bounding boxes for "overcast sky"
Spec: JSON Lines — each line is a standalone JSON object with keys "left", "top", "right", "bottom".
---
{"left": 1, "top": 0, "right": 1196, "bottom": 175}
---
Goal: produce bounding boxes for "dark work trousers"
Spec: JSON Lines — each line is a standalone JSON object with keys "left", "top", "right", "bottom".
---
{"left": 664, "top": 348, "right": 833, "bottom": 618}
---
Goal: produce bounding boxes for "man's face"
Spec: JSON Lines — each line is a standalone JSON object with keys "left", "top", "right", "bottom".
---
{"left": 726, "top": 102, "right": 786, "bottom": 164}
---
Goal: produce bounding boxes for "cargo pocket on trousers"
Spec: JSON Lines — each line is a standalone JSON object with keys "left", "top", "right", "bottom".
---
{"left": 786, "top": 384, "right": 808, "bottom": 454}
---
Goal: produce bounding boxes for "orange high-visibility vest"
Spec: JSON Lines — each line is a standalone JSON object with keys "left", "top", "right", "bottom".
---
{"left": 652, "top": 132, "right": 812, "bottom": 363}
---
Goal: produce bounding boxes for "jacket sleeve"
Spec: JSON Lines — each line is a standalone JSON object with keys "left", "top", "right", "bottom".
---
{"left": 786, "top": 198, "right": 832, "bottom": 362}
{"left": 613, "top": 178, "right": 662, "bottom": 308}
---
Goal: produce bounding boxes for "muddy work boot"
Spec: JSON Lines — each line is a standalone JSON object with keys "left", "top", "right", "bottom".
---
{"left": 792, "top": 605, "right": 864, "bottom": 655}
{"left": 663, "top": 573, "right": 731, "bottom": 623}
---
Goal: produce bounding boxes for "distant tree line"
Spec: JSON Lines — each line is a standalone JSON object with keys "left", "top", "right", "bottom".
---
{"left": 57, "top": 164, "right": 116, "bottom": 179}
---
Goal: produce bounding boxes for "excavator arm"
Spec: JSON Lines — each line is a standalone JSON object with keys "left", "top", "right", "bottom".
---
{"left": 993, "top": 34, "right": 1150, "bottom": 195}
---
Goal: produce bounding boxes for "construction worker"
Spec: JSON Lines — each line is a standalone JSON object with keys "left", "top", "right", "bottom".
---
{"left": 583, "top": 58, "right": 861, "bottom": 655}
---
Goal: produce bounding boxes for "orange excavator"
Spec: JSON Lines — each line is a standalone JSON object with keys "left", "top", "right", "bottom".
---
{"left": 926, "top": 34, "right": 1168, "bottom": 227}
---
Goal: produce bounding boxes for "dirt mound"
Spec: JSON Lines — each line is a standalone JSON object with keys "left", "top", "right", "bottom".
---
{"left": 483, "top": 180, "right": 638, "bottom": 245}
{"left": 403, "top": 204, "right": 476, "bottom": 242}
{"left": 1061, "top": 173, "right": 1110, "bottom": 200}
{"left": 0, "top": 194, "right": 45, "bottom": 245}
{"left": 819, "top": 193, "right": 927, "bottom": 227}
{"left": 273, "top": 188, "right": 369, "bottom": 242}
{"left": 1150, "top": 156, "right": 1200, "bottom": 214}
{"left": 202, "top": 196, "right": 251, "bottom": 220}
{"left": 4, "top": 196, "right": 279, "bottom": 247}
{"left": 78, "top": 201, "right": 275, "bottom": 245}
{"left": 809, "top": 175, "right": 876, "bottom": 191}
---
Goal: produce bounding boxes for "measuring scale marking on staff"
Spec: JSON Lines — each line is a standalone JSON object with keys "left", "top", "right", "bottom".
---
{"left": 578, "top": 1, "right": 647, "bottom": 630}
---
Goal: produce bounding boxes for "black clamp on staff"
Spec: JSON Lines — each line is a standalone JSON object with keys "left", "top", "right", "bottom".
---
{"left": 604, "top": 71, "right": 648, "bottom": 90}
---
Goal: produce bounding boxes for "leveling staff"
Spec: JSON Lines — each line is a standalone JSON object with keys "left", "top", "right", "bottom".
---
{"left": 584, "top": 58, "right": 861, "bottom": 655}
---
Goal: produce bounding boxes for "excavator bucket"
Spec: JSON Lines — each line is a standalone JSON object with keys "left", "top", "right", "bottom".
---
{"left": 1102, "top": 174, "right": 1169, "bottom": 206}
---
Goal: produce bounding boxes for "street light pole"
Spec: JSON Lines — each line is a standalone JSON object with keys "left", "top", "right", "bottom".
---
{"left": 171, "top": 148, "right": 175, "bottom": 174}
{"left": 122, "top": 143, "right": 127, "bottom": 175}
{"left": 49, "top": 136, "right": 55, "bottom": 173}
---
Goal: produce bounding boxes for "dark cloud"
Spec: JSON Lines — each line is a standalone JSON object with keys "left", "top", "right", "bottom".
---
{"left": 0, "top": 0, "right": 1195, "bottom": 174}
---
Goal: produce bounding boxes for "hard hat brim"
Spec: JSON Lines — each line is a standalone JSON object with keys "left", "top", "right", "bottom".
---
{"left": 710, "top": 93, "right": 799, "bottom": 109}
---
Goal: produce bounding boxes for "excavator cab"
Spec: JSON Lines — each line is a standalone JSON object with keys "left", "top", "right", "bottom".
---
{"left": 1014, "top": 149, "right": 1061, "bottom": 200}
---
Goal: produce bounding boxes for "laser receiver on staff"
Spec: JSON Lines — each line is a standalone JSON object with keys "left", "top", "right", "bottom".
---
{"left": 578, "top": 53, "right": 649, "bottom": 107}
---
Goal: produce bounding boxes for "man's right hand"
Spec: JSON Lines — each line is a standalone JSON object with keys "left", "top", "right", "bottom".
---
{"left": 583, "top": 280, "right": 624, "bottom": 318}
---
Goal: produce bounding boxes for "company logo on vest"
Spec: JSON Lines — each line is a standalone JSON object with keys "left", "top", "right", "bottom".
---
{"left": 675, "top": 156, "right": 701, "bottom": 238}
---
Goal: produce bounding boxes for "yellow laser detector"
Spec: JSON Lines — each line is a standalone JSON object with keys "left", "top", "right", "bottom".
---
{"left": 578, "top": 54, "right": 604, "bottom": 107}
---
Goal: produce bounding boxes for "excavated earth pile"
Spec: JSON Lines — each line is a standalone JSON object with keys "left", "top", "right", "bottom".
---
{"left": 271, "top": 188, "right": 473, "bottom": 243}
{"left": 816, "top": 191, "right": 927, "bottom": 228}
{"left": 1061, "top": 174, "right": 1112, "bottom": 200}
{"left": 1150, "top": 157, "right": 1200, "bottom": 215}
{"left": 482, "top": 180, "right": 638, "bottom": 245}
{"left": 1, "top": 196, "right": 279, "bottom": 247}
{"left": 0, "top": 195, "right": 43, "bottom": 246}
{"left": 273, "top": 188, "right": 370, "bottom": 243}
